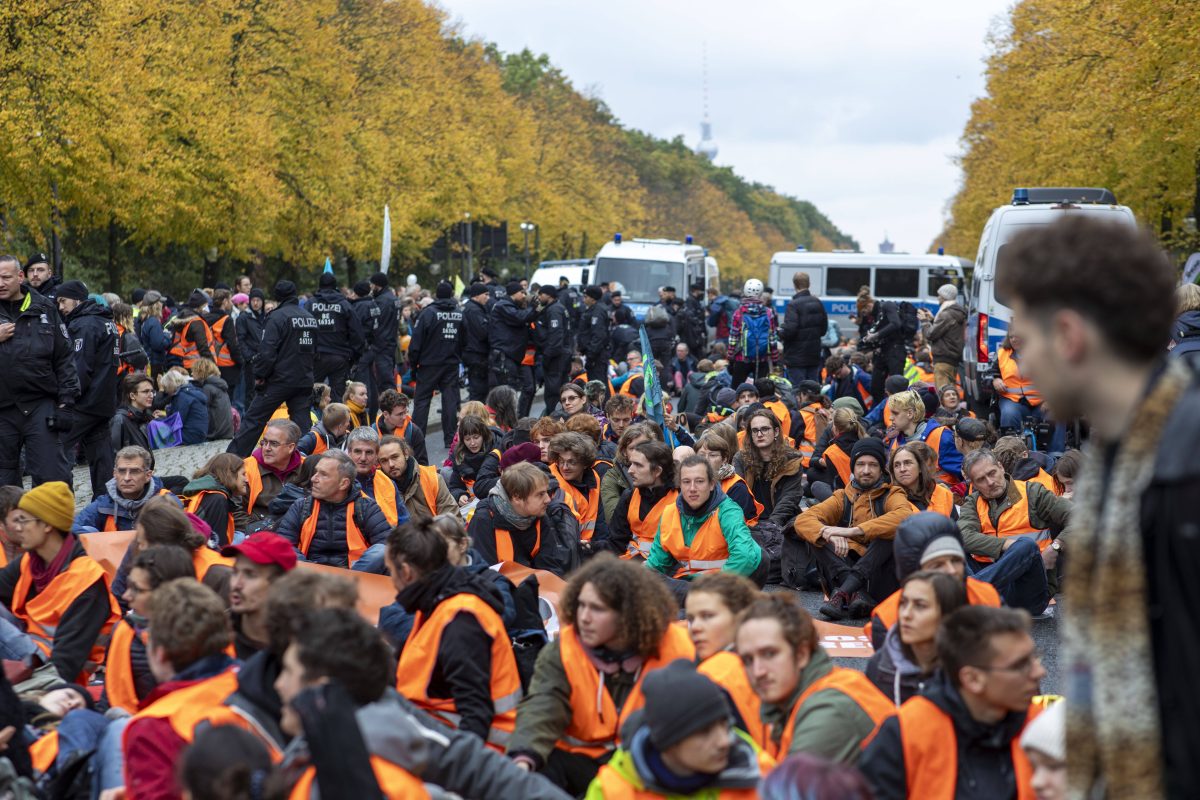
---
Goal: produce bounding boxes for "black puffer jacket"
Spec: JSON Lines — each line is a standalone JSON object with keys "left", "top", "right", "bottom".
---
{"left": 274, "top": 490, "right": 392, "bottom": 567}
{"left": 468, "top": 477, "right": 581, "bottom": 577}
{"left": 65, "top": 298, "right": 119, "bottom": 417}
{"left": 781, "top": 290, "right": 828, "bottom": 367}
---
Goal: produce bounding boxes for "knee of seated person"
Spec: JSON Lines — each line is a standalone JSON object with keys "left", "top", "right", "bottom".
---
{"left": 1002, "top": 536, "right": 1040, "bottom": 561}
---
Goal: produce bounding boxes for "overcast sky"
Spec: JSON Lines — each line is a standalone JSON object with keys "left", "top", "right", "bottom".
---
{"left": 436, "top": 0, "right": 1014, "bottom": 257}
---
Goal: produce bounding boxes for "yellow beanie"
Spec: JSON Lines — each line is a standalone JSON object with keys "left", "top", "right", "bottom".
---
{"left": 18, "top": 481, "right": 76, "bottom": 534}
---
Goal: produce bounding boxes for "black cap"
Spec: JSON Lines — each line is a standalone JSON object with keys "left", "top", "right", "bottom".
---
{"left": 57, "top": 280, "right": 89, "bottom": 302}
{"left": 481, "top": 267, "right": 499, "bottom": 279}
{"left": 584, "top": 286, "right": 603, "bottom": 301}
{"left": 537, "top": 284, "right": 557, "bottom": 299}
{"left": 505, "top": 281, "right": 524, "bottom": 296}
{"left": 131, "top": 288, "right": 147, "bottom": 304}
{"left": 188, "top": 289, "right": 210, "bottom": 309}
{"left": 690, "top": 281, "right": 705, "bottom": 292}
{"left": 468, "top": 282, "right": 489, "bottom": 298}
{"left": 955, "top": 417, "right": 988, "bottom": 443}
{"left": 213, "top": 281, "right": 232, "bottom": 291}
{"left": 23, "top": 252, "right": 50, "bottom": 271}
{"left": 661, "top": 285, "right": 677, "bottom": 293}
{"left": 370, "top": 272, "right": 389, "bottom": 288}
{"left": 435, "top": 281, "right": 454, "bottom": 299}
{"left": 642, "top": 660, "right": 729, "bottom": 750}
{"left": 558, "top": 275, "right": 569, "bottom": 284}
{"left": 318, "top": 272, "right": 337, "bottom": 289}
{"left": 273, "top": 280, "right": 297, "bottom": 302}
{"left": 352, "top": 281, "right": 371, "bottom": 298}
{"left": 885, "top": 375, "right": 910, "bottom": 395}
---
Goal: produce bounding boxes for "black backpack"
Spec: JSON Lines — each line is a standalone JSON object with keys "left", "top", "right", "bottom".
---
{"left": 898, "top": 301, "right": 920, "bottom": 340}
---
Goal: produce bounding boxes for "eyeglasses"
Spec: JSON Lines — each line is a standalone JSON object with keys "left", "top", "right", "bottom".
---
{"left": 260, "top": 438, "right": 292, "bottom": 449}
{"left": 115, "top": 467, "right": 148, "bottom": 478}
{"left": 126, "top": 582, "right": 151, "bottom": 597}
{"left": 557, "top": 458, "right": 582, "bottom": 469}
{"left": 977, "top": 652, "right": 1042, "bottom": 677}
{"left": 750, "top": 426, "right": 774, "bottom": 436}
{"left": 6, "top": 515, "right": 37, "bottom": 529}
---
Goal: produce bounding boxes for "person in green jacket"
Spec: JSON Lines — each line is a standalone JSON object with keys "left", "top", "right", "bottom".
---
{"left": 646, "top": 455, "right": 765, "bottom": 599}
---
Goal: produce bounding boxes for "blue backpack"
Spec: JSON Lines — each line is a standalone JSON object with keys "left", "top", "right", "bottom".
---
{"left": 741, "top": 307, "right": 772, "bottom": 360}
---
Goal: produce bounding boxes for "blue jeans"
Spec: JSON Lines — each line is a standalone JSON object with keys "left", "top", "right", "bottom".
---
{"left": 92, "top": 716, "right": 129, "bottom": 794}
{"left": 0, "top": 614, "right": 37, "bottom": 662}
{"left": 997, "top": 398, "right": 1065, "bottom": 455}
{"left": 968, "top": 536, "right": 1049, "bottom": 615}
{"left": 787, "top": 365, "right": 822, "bottom": 385}
{"left": 351, "top": 543, "right": 388, "bottom": 575}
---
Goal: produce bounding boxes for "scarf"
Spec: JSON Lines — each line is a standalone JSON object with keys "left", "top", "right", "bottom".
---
{"left": 716, "top": 463, "right": 735, "bottom": 481}
{"left": 107, "top": 478, "right": 159, "bottom": 520}
{"left": 253, "top": 448, "right": 302, "bottom": 482}
{"left": 1063, "top": 361, "right": 1189, "bottom": 799}
{"left": 30, "top": 534, "right": 76, "bottom": 594}
{"left": 346, "top": 399, "right": 367, "bottom": 429}
{"left": 487, "top": 482, "right": 538, "bottom": 531}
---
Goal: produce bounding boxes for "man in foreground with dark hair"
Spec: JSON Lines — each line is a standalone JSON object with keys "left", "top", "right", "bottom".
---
{"left": 989, "top": 214, "right": 1199, "bottom": 798}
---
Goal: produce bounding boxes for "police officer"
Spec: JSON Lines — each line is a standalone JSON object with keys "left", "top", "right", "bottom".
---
{"left": 535, "top": 285, "right": 571, "bottom": 417}
{"left": 579, "top": 285, "right": 611, "bottom": 384}
{"left": 349, "top": 280, "right": 380, "bottom": 400}
{"left": 309, "top": 272, "right": 366, "bottom": 394}
{"left": 479, "top": 266, "right": 506, "bottom": 307}
{"left": 0, "top": 256, "right": 78, "bottom": 488}
{"left": 462, "top": 282, "right": 490, "bottom": 402}
{"left": 488, "top": 281, "right": 538, "bottom": 404}
{"left": 557, "top": 275, "right": 581, "bottom": 344}
{"left": 227, "top": 280, "right": 318, "bottom": 457}
{"left": 23, "top": 252, "right": 59, "bottom": 300}
{"left": 368, "top": 272, "right": 399, "bottom": 413}
{"left": 54, "top": 281, "right": 119, "bottom": 500}
{"left": 409, "top": 281, "right": 463, "bottom": 448}
{"left": 235, "top": 288, "right": 266, "bottom": 409}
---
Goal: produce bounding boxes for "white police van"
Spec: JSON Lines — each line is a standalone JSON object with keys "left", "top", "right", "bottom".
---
{"left": 962, "top": 187, "right": 1137, "bottom": 407}
{"left": 529, "top": 259, "right": 593, "bottom": 292}
{"left": 767, "top": 250, "right": 970, "bottom": 336}
{"left": 591, "top": 235, "right": 718, "bottom": 320}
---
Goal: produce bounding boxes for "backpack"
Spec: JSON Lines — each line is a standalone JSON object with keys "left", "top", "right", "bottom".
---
{"left": 119, "top": 328, "right": 149, "bottom": 371}
{"left": 644, "top": 304, "right": 669, "bottom": 327}
{"left": 898, "top": 301, "right": 920, "bottom": 340}
{"left": 741, "top": 307, "right": 772, "bottom": 360}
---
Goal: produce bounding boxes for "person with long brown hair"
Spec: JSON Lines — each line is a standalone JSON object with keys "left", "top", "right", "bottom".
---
{"left": 182, "top": 452, "right": 249, "bottom": 547}
{"left": 890, "top": 442, "right": 957, "bottom": 520}
{"left": 695, "top": 426, "right": 763, "bottom": 524}
{"left": 599, "top": 422, "right": 663, "bottom": 524}
{"left": 733, "top": 408, "right": 805, "bottom": 527}
{"left": 507, "top": 554, "right": 694, "bottom": 795}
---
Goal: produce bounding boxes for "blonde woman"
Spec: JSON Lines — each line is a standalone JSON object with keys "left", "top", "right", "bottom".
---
{"left": 158, "top": 369, "right": 209, "bottom": 445}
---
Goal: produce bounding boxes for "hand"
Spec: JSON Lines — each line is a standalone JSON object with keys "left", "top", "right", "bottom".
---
{"left": 0, "top": 725, "right": 13, "bottom": 752}
{"left": 0, "top": 323, "right": 14, "bottom": 343}
{"left": 55, "top": 404, "right": 75, "bottom": 432}
{"left": 828, "top": 534, "right": 849, "bottom": 558}
{"left": 457, "top": 495, "right": 470, "bottom": 507}
{"left": 1041, "top": 544, "right": 1059, "bottom": 570}
{"left": 992, "top": 378, "right": 1008, "bottom": 394}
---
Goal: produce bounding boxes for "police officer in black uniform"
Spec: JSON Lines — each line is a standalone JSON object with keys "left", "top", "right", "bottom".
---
{"left": 227, "top": 280, "right": 318, "bottom": 457}
{"left": 488, "top": 281, "right": 538, "bottom": 409}
{"left": 535, "top": 285, "right": 571, "bottom": 417}
{"left": 23, "top": 252, "right": 59, "bottom": 301}
{"left": 409, "top": 281, "right": 464, "bottom": 448}
{"left": 479, "top": 267, "right": 506, "bottom": 307}
{"left": 462, "top": 282, "right": 491, "bottom": 402}
{"left": 368, "top": 272, "right": 399, "bottom": 415}
{"left": 235, "top": 288, "right": 266, "bottom": 410}
{"left": 309, "top": 272, "right": 366, "bottom": 394}
{"left": 56, "top": 280, "right": 119, "bottom": 500}
{"left": 579, "top": 285, "right": 611, "bottom": 385}
{"left": 349, "top": 280, "right": 380, "bottom": 397}
{"left": 0, "top": 256, "right": 78, "bottom": 488}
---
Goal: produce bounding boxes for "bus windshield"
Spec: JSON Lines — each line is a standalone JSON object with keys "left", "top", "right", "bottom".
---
{"left": 594, "top": 258, "right": 685, "bottom": 304}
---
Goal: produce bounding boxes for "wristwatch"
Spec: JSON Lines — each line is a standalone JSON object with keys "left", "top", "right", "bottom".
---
{"left": 1051, "top": 540, "right": 1062, "bottom": 551}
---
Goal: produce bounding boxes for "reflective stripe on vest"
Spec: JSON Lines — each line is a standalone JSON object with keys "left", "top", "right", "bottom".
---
{"left": 996, "top": 346, "right": 1042, "bottom": 406}
{"left": 555, "top": 623, "right": 695, "bottom": 757}
{"left": 866, "top": 577, "right": 1002, "bottom": 645}
{"left": 168, "top": 317, "right": 213, "bottom": 369}
{"left": 552, "top": 465, "right": 601, "bottom": 541}
{"left": 289, "top": 756, "right": 430, "bottom": 800}
{"left": 298, "top": 499, "right": 369, "bottom": 566}
{"left": 975, "top": 480, "right": 1047, "bottom": 563}
{"left": 186, "top": 490, "right": 236, "bottom": 546}
{"left": 899, "top": 695, "right": 1039, "bottom": 800}
{"left": 623, "top": 488, "right": 678, "bottom": 560}
{"left": 698, "top": 650, "right": 768, "bottom": 748}
{"left": 371, "top": 470, "right": 401, "bottom": 526}
{"left": 770, "top": 667, "right": 894, "bottom": 760}
{"left": 12, "top": 554, "right": 119, "bottom": 678}
{"left": 720, "top": 474, "right": 762, "bottom": 526}
{"left": 657, "top": 500, "right": 729, "bottom": 578}
{"left": 417, "top": 465, "right": 441, "bottom": 515}
{"left": 824, "top": 443, "right": 852, "bottom": 488}
{"left": 105, "top": 618, "right": 147, "bottom": 714}
{"left": 495, "top": 520, "right": 540, "bottom": 563}
{"left": 210, "top": 314, "right": 235, "bottom": 367}
{"left": 395, "top": 593, "right": 523, "bottom": 751}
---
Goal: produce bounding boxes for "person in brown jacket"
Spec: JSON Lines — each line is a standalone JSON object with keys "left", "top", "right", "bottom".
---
{"left": 793, "top": 437, "right": 913, "bottom": 621}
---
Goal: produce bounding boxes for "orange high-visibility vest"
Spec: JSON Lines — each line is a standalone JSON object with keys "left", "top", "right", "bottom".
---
{"left": 209, "top": 315, "right": 236, "bottom": 368}
{"left": 623, "top": 487, "right": 677, "bottom": 560}
{"left": 101, "top": 487, "right": 173, "bottom": 532}
{"left": 12, "top": 555, "right": 119, "bottom": 680}
{"left": 185, "top": 490, "right": 235, "bottom": 546}
{"left": 243, "top": 457, "right": 265, "bottom": 515}
{"left": 368, "top": 470, "right": 402, "bottom": 526}
{"left": 921, "top": 425, "right": 959, "bottom": 484}
{"left": 768, "top": 667, "right": 894, "bottom": 760}
{"left": 657, "top": 500, "right": 729, "bottom": 579}
{"left": 123, "top": 670, "right": 241, "bottom": 760}
{"left": 720, "top": 474, "right": 763, "bottom": 526}
{"left": 30, "top": 731, "right": 57, "bottom": 774}
{"left": 555, "top": 623, "right": 695, "bottom": 757}
{"left": 416, "top": 464, "right": 441, "bottom": 515}
{"left": 763, "top": 400, "right": 793, "bottom": 444}
{"left": 899, "top": 696, "right": 1040, "bottom": 799}
{"left": 1029, "top": 468, "right": 1059, "bottom": 496}
{"left": 105, "top": 618, "right": 148, "bottom": 714}
{"left": 308, "top": 429, "right": 328, "bottom": 455}
{"left": 115, "top": 323, "right": 133, "bottom": 377}
{"left": 552, "top": 465, "right": 601, "bottom": 541}
{"left": 395, "top": 593, "right": 522, "bottom": 751}
{"left": 996, "top": 346, "right": 1042, "bottom": 407}
{"left": 975, "top": 480, "right": 1047, "bottom": 562}
{"left": 698, "top": 650, "right": 768, "bottom": 748}
{"left": 494, "top": 519, "right": 540, "bottom": 563}
{"left": 298, "top": 499, "right": 369, "bottom": 566}
{"left": 909, "top": 483, "right": 957, "bottom": 518}
{"left": 795, "top": 402, "right": 822, "bottom": 467}
{"left": 289, "top": 756, "right": 429, "bottom": 800}
{"left": 824, "top": 442, "right": 852, "bottom": 488}
{"left": 193, "top": 546, "right": 235, "bottom": 582}
{"left": 168, "top": 317, "right": 213, "bottom": 369}
{"left": 866, "top": 578, "right": 1001, "bottom": 644}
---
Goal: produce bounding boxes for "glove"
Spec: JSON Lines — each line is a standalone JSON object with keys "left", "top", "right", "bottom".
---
{"left": 53, "top": 405, "right": 76, "bottom": 433}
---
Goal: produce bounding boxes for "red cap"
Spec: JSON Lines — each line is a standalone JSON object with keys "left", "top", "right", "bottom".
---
{"left": 221, "top": 532, "right": 297, "bottom": 572}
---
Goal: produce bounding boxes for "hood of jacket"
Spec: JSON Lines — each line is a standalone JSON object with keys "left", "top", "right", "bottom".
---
{"left": 893, "top": 511, "right": 966, "bottom": 581}
{"left": 1174, "top": 309, "right": 1200, "bottom": 340}
{"left": 923, "top": 669, "right": 1030, "bottom": 751}
{"left": 67, "top": 297, "right": 114, "bottom": 324}
{"left": 229, "top": 650, "right": 285, "bottom": 744}
{"left": 677, "top": 483, "right": 728, "bottom": 519}
{"left": 618, "top": 724, "right": 763, "bottom": 795}
{"left": 104, "top": 476, "right": 166, "bottom": 517}
{"left": 182, "top": 473, "right": 228, "bottom": 496}
{"left": 201, "top": 375, "right": 229, "bottom": 392}
{"left": 396, "top": 563, "right": 505, "bottom": 618}
{"left": 1010, "top": 457, "right": 1043, "bottom": 482}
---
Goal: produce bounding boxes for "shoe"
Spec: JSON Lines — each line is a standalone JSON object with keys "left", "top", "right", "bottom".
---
{"left": 819, "top": 590, "right": 851, "bottom": 621}
{"left": 847, "top": 591, "right": 878, "bottom": 619}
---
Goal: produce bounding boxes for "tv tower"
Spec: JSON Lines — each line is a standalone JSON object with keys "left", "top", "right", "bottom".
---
{"left": 696, "top": 43, "right": 718, "bottom": 161}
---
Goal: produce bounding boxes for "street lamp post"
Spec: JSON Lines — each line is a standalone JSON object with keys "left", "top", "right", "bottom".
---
{"left": 519, "top": 221, "right": 536, "bottom": 279}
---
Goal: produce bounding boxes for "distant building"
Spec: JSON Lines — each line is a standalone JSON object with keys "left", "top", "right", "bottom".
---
{"left": 879, "top": 234, "right": 895, "bottom": 254}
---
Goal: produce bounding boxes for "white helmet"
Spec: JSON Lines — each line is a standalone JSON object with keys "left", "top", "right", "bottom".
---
{"left": 743, "top": 278, "right": 764, "bottom": 298}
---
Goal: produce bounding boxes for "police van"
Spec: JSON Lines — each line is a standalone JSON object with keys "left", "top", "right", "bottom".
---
{"left": 591, "top": 235, "right": 719, "bottom": 320}
{"left": 529, "top": 259, "right": 593, "bottom": 292}
{"left": 962, "top": 187, "right": 1136, "bottom": 408}
{"left": 767, "top": 250, "right": 970, "bottom": 337}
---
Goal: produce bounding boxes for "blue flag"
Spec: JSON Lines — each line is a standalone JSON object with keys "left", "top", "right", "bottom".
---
{"left": 323, "top": 256, "right": 333, "bottom": 275}
{"left": 638, "top": 325, "right": 678, "bottom": 447}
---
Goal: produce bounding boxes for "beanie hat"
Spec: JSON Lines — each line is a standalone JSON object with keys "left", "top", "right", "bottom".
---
{"left": 187, "top": 289, "right": 211, "bottom": 309}
{"left": 885, "top": 375, "right": 910, "bottom": 396}
{"left": 537, "top": 284, "right": 557, "bottom": 299}
{"left": 248, "top": 287, "right": 265, "bottom": 302}
{"left": 18, "top": 481, "right": 76, "bottom": 533}
{"left": 920, "top": 535, "right": 965, "bottom": 566}
{"left": 584, "top": 286, "right": 603, "bottom": 301}
{"left": 735, "top": 382, "right": 758, "bottom": 397}
{"left": 468, "top": 282, "right": 490, "bottom": 298}
{"left": 499, "top": 442, "right": 542, "bottom": 472}
{"left": 714, "top": 387, "right": 737, "bottom": 409}
{"left": 318, "top": 272, "right": 337, "bottom": 289}
{"left": 45, "top": 682, "right": 96, "bottom": 712}
{"left": 642, "top": 659, "right": 730, "bottom": 750}
{"left": 849, "top": 437, "right": 887, "bottom": 473}
{"left": 1020, "top": 699, "right": 1065, "bottom": 762}
{"left": 131, "top": 288, "right": 147, "bottom": 304}
{"left": 232, "top": 292, "right": 249, "bottom": 305}
{"left": 937, "top": 284, "right": 959, "bottom": 302}
{"left": 435, "top": 281, "right": 454, "bottom": 300}
{"left": 369, "top": 271, "right": 389, "bottom": 288}
{"left": 505, "top": 281, "right": 524, "bottom": 297}
{"left": 796, "top": 380, "right": 822, "bottom": 397}
{"left": 831, "top": 396, "right": 864, "bottom": 416}
{"left": 272, "top": 280, "right": 297, "bottom": 302}
{"left": 352, "top": 281, "right": 371, "bottom": 298}
{"left": 56, "top": 280, "right": 89, "bottom": 302}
